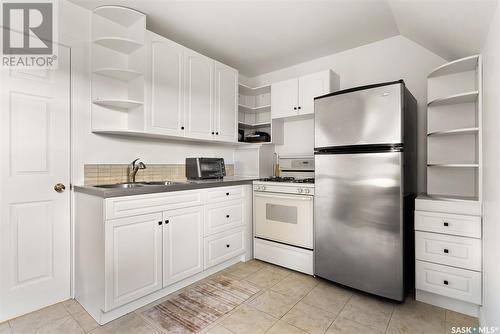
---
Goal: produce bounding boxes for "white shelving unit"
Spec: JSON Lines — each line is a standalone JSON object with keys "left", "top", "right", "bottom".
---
{"left": 238, "top": 83, "right": 283, "bottom": 144}
{"left": 426, "top": 55, "right": 482, "bottom": 201}
{"left": 91, "top": 6, "right": 146, "bottom": 132}
{"left": 415, "top": 55, "right": 483, "bottom": 316}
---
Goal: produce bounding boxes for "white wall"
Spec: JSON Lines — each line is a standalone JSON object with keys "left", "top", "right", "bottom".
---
{"left": 249, "top": 35, "right": 445, "bottom": 193}
{"left": 60, "top": 1, "right": 236, "bottom": 185}
{"left": 480, "top": 4, "right": 500, "bottom": 327}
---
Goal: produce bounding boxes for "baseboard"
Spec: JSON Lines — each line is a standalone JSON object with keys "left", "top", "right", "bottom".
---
{"left": 416, "top": 289, "right": 480, "bottom": 317}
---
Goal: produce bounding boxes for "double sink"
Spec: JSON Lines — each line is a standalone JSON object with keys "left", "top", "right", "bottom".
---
{"left": 95, "top": 181, "right": 182, "bottom": 189}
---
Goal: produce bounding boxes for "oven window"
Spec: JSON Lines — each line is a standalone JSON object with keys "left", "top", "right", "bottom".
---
{"left": 266, "top": 204, "right": 297, "bottom": 224}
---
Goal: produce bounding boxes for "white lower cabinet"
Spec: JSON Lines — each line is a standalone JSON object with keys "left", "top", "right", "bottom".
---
{"left": 204, "top": 199, "right": 244, "bottom": 236}
{"left": 416, "top": 260, "right": 481, "bottom": 305}
{"left": 104, "top": 213, "right": 163, "bottom": 311}
{"left": 163, "top": 206, "right": 204, "bottom": 286}
{"left": 75, "top": 185, "right": 251, "bottom": 325}
{"left": 414, "top": 196, "right": 482, "bottom": 313}
{"left": 415, "top": 231, "right": 481, "bottom": 271}
{"left": 204, "top": 227, "right": 245, "bottom": 269}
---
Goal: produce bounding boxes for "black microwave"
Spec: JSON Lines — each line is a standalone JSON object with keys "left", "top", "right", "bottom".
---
{"left": 185, "top": 158, "right": 226, "bottom": 180}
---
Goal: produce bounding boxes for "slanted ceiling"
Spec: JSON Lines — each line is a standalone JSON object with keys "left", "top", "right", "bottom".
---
{"left": 68, "top": 0, "right": 497, "bottom": 76}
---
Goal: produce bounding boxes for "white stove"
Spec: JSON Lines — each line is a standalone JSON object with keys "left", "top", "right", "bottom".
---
{"left": 253, "top": 157, "right": 315, "bottom": 275}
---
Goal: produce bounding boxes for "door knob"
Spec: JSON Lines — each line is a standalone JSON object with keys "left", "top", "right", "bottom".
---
{"left": 54, "top": 183, "right": 66, "bottom": 193}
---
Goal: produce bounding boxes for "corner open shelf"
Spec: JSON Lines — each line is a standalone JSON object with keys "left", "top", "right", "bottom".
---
{"left": 428, "top": 55, "right": 479, "bottom": 78}
{"left": 93, "top": 68, "right": 143, "bottom": 81}
{"left": 427, "top": 164, "right": 479, "bottom": 168}
{"left": 238, "top": 104, "right": 271, "bottom": 113}
{"left": 238, "top": 121, "right": 271, "bottom": 129}
{"left": 94, "top": 37, "right": 143, "bottom": 54}
{"left": 91, "top": 6, "right": 146, "bottom": 132}
{"left": 427, "top": 91, "right": 478, "bottom": 107}
{"left": 93, "top": 5, "right": 144, "bottom": 27}
{"left": 93, "top": 99, "right": 143, "bottom": 110}
{"left": 427, "top": 127, "right": 479, "bottom": 136}
{"left": 238, "top": 82, "right": 282, "bottom": 144}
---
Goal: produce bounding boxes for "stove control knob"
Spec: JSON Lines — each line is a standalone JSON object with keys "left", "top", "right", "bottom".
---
{"left": 298, "top": 188, "right": 303, "bottom": 193}
{"left": 304, "top": 188, "right": 310, "bottom": 194}
{"left": 262, "top": 186, "right": 266, "bottom": 191}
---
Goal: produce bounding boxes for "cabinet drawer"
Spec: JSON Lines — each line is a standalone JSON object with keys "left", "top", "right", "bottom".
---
{"left": 415, "top": 211, "right": 481, "bottom": 238}
{"left": 415, "top": 231, "right": 481, "bottom": 271}
{"left": 204, "top": 199, "right": 244, "bottom": 236}
{"left": 416, "top": 260, "right": 481, "bottom": 305}
{"left": 204, "top": 227, "right": 245, "bottom": 269}
{"left": 105, "top": 190, "right": 203, "bottom": 220}
{"left": 206, "top": 186, "right": 243, "bottom": 203}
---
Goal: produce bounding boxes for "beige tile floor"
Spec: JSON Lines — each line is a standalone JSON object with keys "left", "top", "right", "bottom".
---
{"left": 0, "top": 260, "right": 479, "bottom": 334}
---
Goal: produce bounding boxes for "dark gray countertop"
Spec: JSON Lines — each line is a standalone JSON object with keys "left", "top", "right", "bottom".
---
{"left": 74, "top": 177, "right": 257, "bottom": 199}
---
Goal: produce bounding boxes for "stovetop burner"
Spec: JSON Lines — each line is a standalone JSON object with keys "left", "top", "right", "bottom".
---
{"left": 258, "top": 176, "right": 315, "bottom": 184}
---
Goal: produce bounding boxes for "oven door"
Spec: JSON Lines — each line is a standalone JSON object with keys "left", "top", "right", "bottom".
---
{"left": 254, "top": 192, "right": 313, "bottom": 249}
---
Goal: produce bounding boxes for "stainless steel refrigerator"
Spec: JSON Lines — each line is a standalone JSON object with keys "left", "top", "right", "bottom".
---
{"left": 314, "top": 80, "right": 417, "bottom": 301}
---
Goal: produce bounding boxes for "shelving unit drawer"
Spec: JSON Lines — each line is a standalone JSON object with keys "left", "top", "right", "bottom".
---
{"left": 204, "top": 227, "right": 245, "bottom": 269}
{"left": 415, "top": 210, "right": 481, "bottom": 238}
{"left": 415, "top": 231, "right": 481, "bottom": 271}
{"left": 416, "top": 260, "right": 481, "bottom": 304}
{"left": 206, "top": 186, "right": 243, "bottom": 203}
{"left": 204, "top": 199, "right": 244, "bottom": 236}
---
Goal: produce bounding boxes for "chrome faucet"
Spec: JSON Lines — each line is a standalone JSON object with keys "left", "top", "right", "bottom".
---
{"left": 130, "top": 158, "right": 146, "bottom": 183}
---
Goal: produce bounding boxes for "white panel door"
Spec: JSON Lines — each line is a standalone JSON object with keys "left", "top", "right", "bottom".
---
{"left": 0, "top": 47, "right": 71, "bottom": 321}
{"left": 148, "top": 33, "right": 184, "bottom": 136}
{"left": 163, "top": 206, "right": 203, "bottom": 286}
{"left": 214, "top": 62, "right": 237, "bottom": 142}
{"left": 184, "top": 50, "right": 214, "bottom": 140}
{"left": 104, "top": 213, "right": 163, "bottom": 311}
{"left": 298, "top": 71, "right": 330, "bottom": 115}
{"left": 271, "top": 78, "right": 298, "bottom": 119}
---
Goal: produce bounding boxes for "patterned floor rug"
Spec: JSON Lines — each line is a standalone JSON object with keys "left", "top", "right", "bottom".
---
{"left": 142, "top": 275, "right": 260, "bottom": 333}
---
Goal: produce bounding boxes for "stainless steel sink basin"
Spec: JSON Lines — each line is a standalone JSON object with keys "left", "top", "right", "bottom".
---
{"left": 94, "top": 183, "right": 147, "bottom": 189}
{"left": 137, "top": 181, "right": 184, "bottom": 186}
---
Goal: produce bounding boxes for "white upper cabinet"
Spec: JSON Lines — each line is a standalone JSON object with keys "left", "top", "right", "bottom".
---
{"left": 299, "top": 71, "right": 333, "bottom": 115}
{"left": 184, "top": 49, "right": 215, "bottom": 140}
{"left": 163, "top": 206, "right": 204, "bottom": 286}
{"left": 271, "top": 70, "right": 339, "bottom": 119}
{"left": 214, "top": 62, "right": 238, "bottom": 142}
{"left": 147, "top": 33, "right": 184, "bottom": 136}
{"left": 271, "top": 78, "right": 299, "bottom": 119}
{"left": 96, "top": 29, "right": 238, "bottom": 144}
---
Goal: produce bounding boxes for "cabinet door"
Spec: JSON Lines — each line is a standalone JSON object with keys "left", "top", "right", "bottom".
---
{"left": 298, "top": 71, "right": 330, "bottom": 115}
{"left": 148, "top": 34, "right": 184, "bottom": 136}
{"left": 271, "top": 78, "right": 298, "bottom": 119}
{"left": 214, "top": 62, "right": 238, "bottom": 142}
{"left": 104, "top": 213, "right": 163, "bottom": 311}
{"left": 163, "top": 206, "right": 204, "bottom": 286}
{"left": 184, "top": 50, "right": 214, "bottom": 140}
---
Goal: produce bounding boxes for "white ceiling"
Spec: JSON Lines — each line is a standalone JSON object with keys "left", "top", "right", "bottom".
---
{"left": 388, "top": 0, "right": 497, "bottom": 61}
{"left": 68, "top": 0, "right": 497, "bottom": 77}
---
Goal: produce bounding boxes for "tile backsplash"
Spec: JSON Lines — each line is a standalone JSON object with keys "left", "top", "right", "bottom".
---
{"left": 84, "top": 164, "right": 235, "bottom": 185}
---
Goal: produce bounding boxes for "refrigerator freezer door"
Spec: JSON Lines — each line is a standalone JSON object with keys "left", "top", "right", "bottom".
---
{"left": 314, "top": 152, "right": 404, "bottom": 301}
{"left": 315, "top": 83, "right": 402, "bottom": 149}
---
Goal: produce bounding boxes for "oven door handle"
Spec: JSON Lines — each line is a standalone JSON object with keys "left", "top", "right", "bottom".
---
{"left": 254, "top": 192, "right": 313, "bottom": 201}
